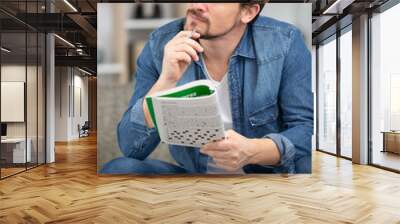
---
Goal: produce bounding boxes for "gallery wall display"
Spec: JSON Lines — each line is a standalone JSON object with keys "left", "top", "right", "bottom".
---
{"left": 1, "top": 82, "right": 25, "bottom": 122}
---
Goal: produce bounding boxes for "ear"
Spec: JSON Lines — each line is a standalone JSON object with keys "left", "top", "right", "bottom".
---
{"left": 240, "top": 4, "right": 260, "bottom": 24}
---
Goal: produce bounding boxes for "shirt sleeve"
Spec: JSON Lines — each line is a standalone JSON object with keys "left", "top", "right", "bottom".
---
{"left": 117, "top": 40, "right": 161, "bottom": 160}
{"left": 264, "top": 28, "right": 314, "bottom": 173}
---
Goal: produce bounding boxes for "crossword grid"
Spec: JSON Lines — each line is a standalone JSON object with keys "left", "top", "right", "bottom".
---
{"left": 158, "top": 97, "right": 225, "bottom": 147}
{"left": 166, "top": 128, "right": 224, "bottom": 146}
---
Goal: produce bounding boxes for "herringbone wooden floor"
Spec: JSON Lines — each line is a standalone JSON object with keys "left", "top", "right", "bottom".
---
{"left": 1, "top": 134, "right": 400, "bottom": 224}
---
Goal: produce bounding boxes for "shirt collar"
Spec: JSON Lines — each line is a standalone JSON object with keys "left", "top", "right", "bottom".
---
{"left": 232, "top": 25, "right": 256, "bottom": 59}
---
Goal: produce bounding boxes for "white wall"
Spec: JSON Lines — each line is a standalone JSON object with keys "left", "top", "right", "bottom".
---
{"left": 1, "top": 65, "right": 26, "bottom": 81}
{"left": 55, "top": 67, "right": 89, "bottom": 141}
{"left": 55, "top": 67, "right": 68, "bottom": 141}
{"left": 71, "top": 73, "right": 89, "bottom": 138}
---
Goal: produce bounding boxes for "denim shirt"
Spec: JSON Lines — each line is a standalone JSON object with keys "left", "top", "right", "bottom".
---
{"left": 117, "top": 16, "right": 313, "bottom": 174}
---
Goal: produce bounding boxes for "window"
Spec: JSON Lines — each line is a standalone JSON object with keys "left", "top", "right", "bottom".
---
{"left": 317, "top": 36, "right": 337, "bottom": 154}
{"left": 339, "top": 28, "right": 352, "bottom": 158}
{"left": 370, "top": 2, "right": 400, "bottom": 171}
{"left": 0, "top": 1, "right": 47, "bottom": 179}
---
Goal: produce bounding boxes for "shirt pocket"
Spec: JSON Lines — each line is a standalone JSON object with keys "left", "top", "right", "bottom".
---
{"left": 248, "top": 102, "right": 279, "bottom": 127}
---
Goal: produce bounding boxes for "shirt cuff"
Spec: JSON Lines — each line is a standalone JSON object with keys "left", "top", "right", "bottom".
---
{"left": 117, "top": 97, "right": 159, "bottom": 159}
{"left": 129, "top": 97, "right": 158, "bottom": 137}
{"left": 264, "top": 133, "right": 296, "bottom": 173}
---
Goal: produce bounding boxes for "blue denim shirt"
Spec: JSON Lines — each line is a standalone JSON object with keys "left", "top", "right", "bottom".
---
{"left": 117, "top": 16, "right": 313, "bottom": 174}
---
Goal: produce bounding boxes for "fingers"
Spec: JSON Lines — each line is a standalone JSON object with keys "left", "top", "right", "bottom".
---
{"left": 203, "top": 150, "right": 233, "bottom": 160}
{"left": 176, "top": 30, "right": 201, "bottom": 39}
{"left": 201, "top": 129, "right": 243, "bottom": 154}
{"left": 224, "top": 129, "right": 238, "bottom": 138}
{"left": 160, "top": 30, "right": 203, "bottom": 82}
{"left": 167, "top": 32, "right": 204, "bottom": 64}
{"left": 200, "top": 130, "right": 247, "bottom": 172}
{"left": 201, "top": 140, "right": 237, "bottom": 161}
{"left": 202, "top": 139, "right": 231, "bottom": 152}
{"left": 175, "top": 43, "right": 200, "bottom": 61}
{"left": 183, "top": 38, "right": 204, "bottom": 53}
{"left": 174, "top": 52, "right": 192, "bottom": 64}
{"left": 202, "top": 146, "right": 241, "bottom": 162}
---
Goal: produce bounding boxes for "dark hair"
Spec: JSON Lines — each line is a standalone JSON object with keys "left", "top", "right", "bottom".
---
{"left": 240, "top": 0, "right": 268, "bottom": 22}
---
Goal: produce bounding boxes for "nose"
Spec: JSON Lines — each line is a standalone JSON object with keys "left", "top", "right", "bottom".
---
{"left": 189, "top": 3, "right": 209, "bottom": 12}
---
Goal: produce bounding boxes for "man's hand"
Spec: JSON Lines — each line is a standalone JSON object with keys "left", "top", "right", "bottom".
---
{"left": 200, "top": 130, "right": 254, "bottom": 172}
{"left": 160, "top": 30, "right": 203, "bottom": 84}
{"left": 200, "top": 130, "right": 281, "bottom": 172}
{"left": 143, "top": 30, "right": 204, "bottom": 128}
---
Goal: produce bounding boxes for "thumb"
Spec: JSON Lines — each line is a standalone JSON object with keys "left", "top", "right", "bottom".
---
{"left": 224, "top": 129, "right": 237, "bottom": 139}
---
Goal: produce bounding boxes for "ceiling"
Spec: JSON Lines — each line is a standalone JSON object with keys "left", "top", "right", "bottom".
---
{"left": 0, "top": 0, "right": 98, "bottom": 73}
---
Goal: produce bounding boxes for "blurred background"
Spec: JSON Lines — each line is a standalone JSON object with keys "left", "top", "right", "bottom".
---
{"left": 97, "top": 3, "right": 189, "bottom": 168}
{"left": 97, "top": 3, "right": 312, "bottom": 170}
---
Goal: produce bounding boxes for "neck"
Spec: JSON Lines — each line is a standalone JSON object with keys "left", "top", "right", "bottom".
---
{"left": 199, "top": 24, "right": 247, "bottom": 63}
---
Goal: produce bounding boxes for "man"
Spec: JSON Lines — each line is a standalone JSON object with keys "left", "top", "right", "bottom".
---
{"left": 101, "top": 2, "right": 313, "bottom": 174}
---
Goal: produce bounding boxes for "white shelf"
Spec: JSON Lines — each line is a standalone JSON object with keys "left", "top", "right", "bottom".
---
{"left": 98, "top": 63, "right": 123, "bottom": 75}
{"left": 125, "top": 18, "right": 174, "bottom": 31}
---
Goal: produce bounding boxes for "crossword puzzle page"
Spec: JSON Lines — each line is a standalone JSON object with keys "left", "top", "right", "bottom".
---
{"left": 146, "top": 80, "right": 225, "bottom": 147}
